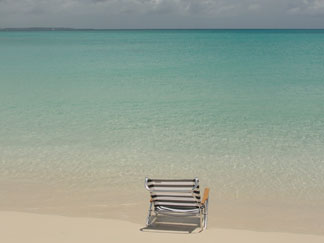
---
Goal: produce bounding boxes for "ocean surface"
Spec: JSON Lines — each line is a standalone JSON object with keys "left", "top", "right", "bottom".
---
{"left": 0, "top": 30, "right": 324, "bottom": 234}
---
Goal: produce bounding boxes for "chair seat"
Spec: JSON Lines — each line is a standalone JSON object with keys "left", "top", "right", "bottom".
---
{"left": 155, "top": 205, "right": 201, "bottom": 214}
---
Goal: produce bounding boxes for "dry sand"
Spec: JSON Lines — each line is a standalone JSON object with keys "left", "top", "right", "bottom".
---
{"left": 0, "top": 211, "right": 323, "bottom": 243}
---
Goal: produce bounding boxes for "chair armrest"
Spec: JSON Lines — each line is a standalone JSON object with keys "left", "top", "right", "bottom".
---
{"left": 202, "top": 188, "right": 210, "bottom": 205}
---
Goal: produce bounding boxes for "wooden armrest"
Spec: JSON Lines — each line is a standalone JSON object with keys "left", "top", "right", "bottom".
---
{"left": 202, "top": 188, "right": 210, "bottom": 204}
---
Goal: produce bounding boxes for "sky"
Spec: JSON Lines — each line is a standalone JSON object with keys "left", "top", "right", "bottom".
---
{"left": 0, "top": 0, "right": 324, "bottom": 29}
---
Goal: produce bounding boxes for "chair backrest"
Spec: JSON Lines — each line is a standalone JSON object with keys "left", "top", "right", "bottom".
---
{"left": 145, "top": 178, "right": 201, "bottom": 209}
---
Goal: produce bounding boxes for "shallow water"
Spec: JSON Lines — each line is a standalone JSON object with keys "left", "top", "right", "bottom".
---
{"left": 0, "top": 30, "right": 324, "bottom": 234}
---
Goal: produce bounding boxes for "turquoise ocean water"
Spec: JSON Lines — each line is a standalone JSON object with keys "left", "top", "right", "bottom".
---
{"left": 0, "top": 30, "right": 324, "bottom": 233}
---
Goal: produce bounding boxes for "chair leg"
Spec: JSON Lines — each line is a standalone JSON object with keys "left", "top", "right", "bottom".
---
{"left": 203, "top": 199, "right": 209, "bottom": 230}
{"left": 198, "top": 208, "right": 205, "bottom": 231}
{"left": 146, "top": 202, "right": 153, "bottom": 226}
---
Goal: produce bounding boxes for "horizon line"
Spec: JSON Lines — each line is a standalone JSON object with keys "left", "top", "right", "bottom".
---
{"left": 1, "top": 27, "right": 324, "bottom": 31}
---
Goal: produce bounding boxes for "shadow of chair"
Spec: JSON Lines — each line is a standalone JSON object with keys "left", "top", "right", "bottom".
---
{"left": 140, "top": 215, "right": 201, "bottom": 234}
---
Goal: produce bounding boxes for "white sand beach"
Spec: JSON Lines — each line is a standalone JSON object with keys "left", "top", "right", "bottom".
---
{"left": 0, "top": 211, "right": 323, "bottom": 243}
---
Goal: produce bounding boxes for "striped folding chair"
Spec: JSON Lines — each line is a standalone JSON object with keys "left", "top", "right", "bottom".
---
{"left": 144, "top": 177, "right": 210, "bottom": 230}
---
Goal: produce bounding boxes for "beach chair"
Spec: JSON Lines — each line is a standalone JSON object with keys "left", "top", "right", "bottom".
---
{"left": 144, "top": 177, "right": 210, "bottom": 230}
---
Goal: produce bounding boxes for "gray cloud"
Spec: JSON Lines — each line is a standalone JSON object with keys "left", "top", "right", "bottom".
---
{"left": 288, "top": 0, "right": 324, "bottom": 16}
{"left": 0, "top": 0, "right": 324, "bottom": 28}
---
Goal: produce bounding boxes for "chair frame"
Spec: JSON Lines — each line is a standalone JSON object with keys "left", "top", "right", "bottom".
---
{"left": 145, "top": 177, "right": 210, "bottom": 230}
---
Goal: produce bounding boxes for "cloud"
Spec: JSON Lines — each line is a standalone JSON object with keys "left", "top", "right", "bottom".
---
{"left": 248, "top": 3, "right": 261, "bottom": 11}
{"left": 288, "top": 0, "right": 324, "bottom": 16}
{"left": 0, "top": 0, "right": 264, "bottom": 16}
{"left": 0, "top": 0, "right": 324, "bottom": 28}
